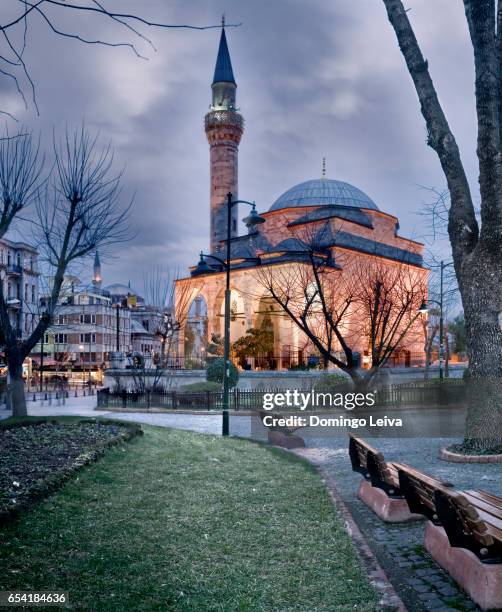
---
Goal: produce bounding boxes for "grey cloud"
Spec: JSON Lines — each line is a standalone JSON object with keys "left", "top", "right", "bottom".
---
{"left": 2, "top": 0, "right": 478, "bottom": 290}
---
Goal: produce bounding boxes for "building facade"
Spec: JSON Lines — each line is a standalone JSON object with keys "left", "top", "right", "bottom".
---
{"left": 0, "top": 238, "right": 39, "bottom": 340}
{"left": 34, "top": 285, "right": 132, "bottom": 385}
{"left": 175, "top": 27, "right": 429, "bottom": 371}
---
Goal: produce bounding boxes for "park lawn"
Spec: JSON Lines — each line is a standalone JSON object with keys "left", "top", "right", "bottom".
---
{"left": 0, "top": 425, "right": 380, "bottom": 611}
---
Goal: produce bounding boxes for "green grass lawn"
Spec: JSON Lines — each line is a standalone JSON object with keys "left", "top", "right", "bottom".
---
{"left": 0, "top": 425, "right": 380, "bottom": 611}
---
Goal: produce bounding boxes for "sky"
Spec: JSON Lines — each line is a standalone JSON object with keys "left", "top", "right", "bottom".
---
{"left": 1, "top": 0, "right": 479, "bottom": 295}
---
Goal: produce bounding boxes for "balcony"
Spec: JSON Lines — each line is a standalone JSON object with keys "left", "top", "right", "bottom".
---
{"left": 6, "top": 298, "right": 22, "bottom": 309}
{"left": 6, "top": 264, "right": 22, "bottom": 276}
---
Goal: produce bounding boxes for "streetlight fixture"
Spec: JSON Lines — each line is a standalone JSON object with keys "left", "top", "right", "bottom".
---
{"left": 194, "top": 192, "right": 266, "bottom": 436}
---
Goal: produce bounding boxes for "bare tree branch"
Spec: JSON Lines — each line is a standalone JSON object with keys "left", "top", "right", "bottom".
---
{"left": 382, "top": 0, "right": 478, "bottom": 262}
{"left": 0, "top": 1, "right": 241, "bottom": 116}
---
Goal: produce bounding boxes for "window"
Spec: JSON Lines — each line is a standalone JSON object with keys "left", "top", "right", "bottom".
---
{"left": 54, "top": 333, "right": 68, "bottom": 344}
{"left": 24, "top": 283, "right": 28, "bottom": 302}
{"left": 57, "top": 315, "right": 68, "bottom": 325}
{"left": 31, "top": 285, "right": 35, "bottom": 303}
{"left": 80, "top": 313, "right": 96, "bottom": 324}
{"left": 80, "top": 333, "right": 96, "bottom": 343}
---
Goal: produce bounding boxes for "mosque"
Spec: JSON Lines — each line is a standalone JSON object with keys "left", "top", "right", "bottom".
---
{"left": 176, "top": 26, "right": 428, "bottom": 370}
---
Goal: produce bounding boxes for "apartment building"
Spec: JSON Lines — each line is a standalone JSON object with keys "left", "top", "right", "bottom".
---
{"left": 35, "top": 286, "right": 132, "bottom": 384}
{"left": 0, "top": 238, "right": 39, "bottom": 339}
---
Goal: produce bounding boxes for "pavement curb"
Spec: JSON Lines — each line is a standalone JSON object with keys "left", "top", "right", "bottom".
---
{"left": 439, "top": 447, "right": 502, "bottom": 463}
{"left": 291, "top": 450, "right": 407, "bottom": 611}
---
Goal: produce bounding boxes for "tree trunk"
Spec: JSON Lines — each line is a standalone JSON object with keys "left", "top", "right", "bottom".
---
{"left": 444, "top": 331, "right": 450, "bottom": 378}
{"left": 461, "top": 258, "right": 502, "bottom": 448}
{"left": 424, "top": 349, "right": 431, "bottom": 381}
{"left": 8, "top": 358, "right": 27, "bottom": 417}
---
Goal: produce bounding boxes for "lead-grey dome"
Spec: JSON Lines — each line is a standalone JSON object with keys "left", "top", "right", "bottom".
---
{"left": 270, "top": 178, "right": 379, "bottom": 212}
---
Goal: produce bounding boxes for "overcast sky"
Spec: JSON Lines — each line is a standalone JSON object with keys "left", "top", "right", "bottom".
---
{"left": 2, "top": 0, "right": 478, "bottom": 293}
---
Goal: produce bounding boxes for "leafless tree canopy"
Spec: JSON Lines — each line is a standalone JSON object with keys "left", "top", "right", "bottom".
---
{"left": 143, "top": 266, "right": 195, "bottom": 367}
{"left": 254, "top": 227, "right": 426, "bottom": 387}
{"left": 1, "top": 2, "right": 239, "bottom": 117}
{"left": 0, "top": 130, "right": 43, "bottom": 237}
{"left": 0, "top": 125, "right": 131, "bottom": 415}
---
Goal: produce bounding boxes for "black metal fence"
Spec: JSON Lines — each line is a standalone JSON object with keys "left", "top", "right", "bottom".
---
{"left": 374, "top": 379, "right": 466, "bottom": 407}
{"left": 97, "top": 380, "right": 467, "bottom": 411}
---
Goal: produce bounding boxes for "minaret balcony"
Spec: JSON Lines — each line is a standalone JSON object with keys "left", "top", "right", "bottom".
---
{"left": 205, "top": 110, "right": 244, "bottom": 131}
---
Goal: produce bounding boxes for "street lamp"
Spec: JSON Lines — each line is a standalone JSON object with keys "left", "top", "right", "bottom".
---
{"left": 419, "top": 260, "right": 454, "bottom": 381}
{"left": 79, "top": 344, "right": 85, "bottom": 385}
{"left": 194, "top": 192, "right": 265, "bottom": 436}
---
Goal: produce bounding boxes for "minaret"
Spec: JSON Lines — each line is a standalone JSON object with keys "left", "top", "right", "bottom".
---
{"left": 92, "top": 251, "right": 102, "bottom": 290}
{"left": 205, "top": 19, "right": 244, "bottom": 253}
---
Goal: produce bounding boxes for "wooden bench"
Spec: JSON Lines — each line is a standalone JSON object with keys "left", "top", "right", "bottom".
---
{"left": 348, "top": 435, "right": 402, "bottom": 498}
{"left": 257, "top": 410, "right": 305, "bottom": 449}
{"left": 396, "top": 463, "right": 454, "bottom": 525}
{"left": 423, "top": 487, "right": 502, "bottom": 610}
{"left": 348, "top": 436, "right": 422, "bottom": 522}
{"left": 434, "top": 488, "right": 502, "bottom": 564}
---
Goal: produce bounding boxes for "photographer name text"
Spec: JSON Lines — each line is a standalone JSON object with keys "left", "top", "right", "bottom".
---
{"left": 262, "top": 414, "right": 403, "bottom": 429}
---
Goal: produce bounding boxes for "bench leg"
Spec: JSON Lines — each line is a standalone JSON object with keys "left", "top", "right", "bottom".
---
{"left": 357, "top": 480, "right": 424, "bottom": 523}
{"left": 424, "top": 522, "right": 502, "bottom": 611}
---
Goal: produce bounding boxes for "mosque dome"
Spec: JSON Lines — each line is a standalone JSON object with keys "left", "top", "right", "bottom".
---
{"left": 269, "top": 178, "right": 379, "bottom": 212}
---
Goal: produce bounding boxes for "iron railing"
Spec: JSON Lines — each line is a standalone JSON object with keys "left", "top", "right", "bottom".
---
{"left": 98, "top": 380, "right": 467, "bottom": 411}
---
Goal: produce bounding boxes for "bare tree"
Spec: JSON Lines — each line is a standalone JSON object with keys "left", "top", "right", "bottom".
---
{"left": 254, "top": 230, "right": 426, "bottom": 390}
{"left": 0, "top": 125, "right": 131, "bottom": 416}
{"left": 143, "top": 267, "right": 194, "bottom": 369}
{"left": 1, "top": 3, "right": 239, "bottom": 117}
{"left": 382, "top": 0, "right": 502, "bottom": 447}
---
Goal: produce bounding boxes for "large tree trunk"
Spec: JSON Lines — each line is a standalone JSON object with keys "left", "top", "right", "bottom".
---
{"left": 8, "top": 357, "right": 27, "bottom": 417}
{"left": 461, "top": 257, "right": 502, "bottom": 448}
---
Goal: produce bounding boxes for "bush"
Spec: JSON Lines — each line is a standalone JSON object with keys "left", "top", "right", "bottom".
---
{"left": 178, "top": 381, "right": 222, "bottom": 392}
{"left": 314, "top": 373, "right": 351, "bottom": 392}
{"left": 462, "top": 368, "right": 471, "bottom": 381}
{"left": 206, "top": 358, "right": 239, "bottom": 388}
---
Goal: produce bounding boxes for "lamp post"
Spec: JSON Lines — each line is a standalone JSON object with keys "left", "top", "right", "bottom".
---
{"left": 79, "top": 344, "right": 85, "bottom": 386}
{"left": 419, "top": 260, "right": 454, "bottom": 381}
{"left": 194, "top": 192, "right": 265, "bottom": 436}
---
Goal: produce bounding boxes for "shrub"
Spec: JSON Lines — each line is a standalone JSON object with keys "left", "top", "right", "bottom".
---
{"left": 462, "top": 368, "right": 471, "bottom": 381}
{"left": 178, "top": 381, "right": 222, "bottom": 392}
{"left": 314, "top": 373, "right": 351, "bottom": 392}
{"left": 206, "top": 358, "right": 239, "bottom": 388}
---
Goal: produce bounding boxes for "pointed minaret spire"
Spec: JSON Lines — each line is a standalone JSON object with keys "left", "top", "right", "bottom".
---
{"left": 92, "top": 251, "right": 102, "bottom": 290}
{"left": 212, "top": 23, "right": 236, "bottom": 86}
